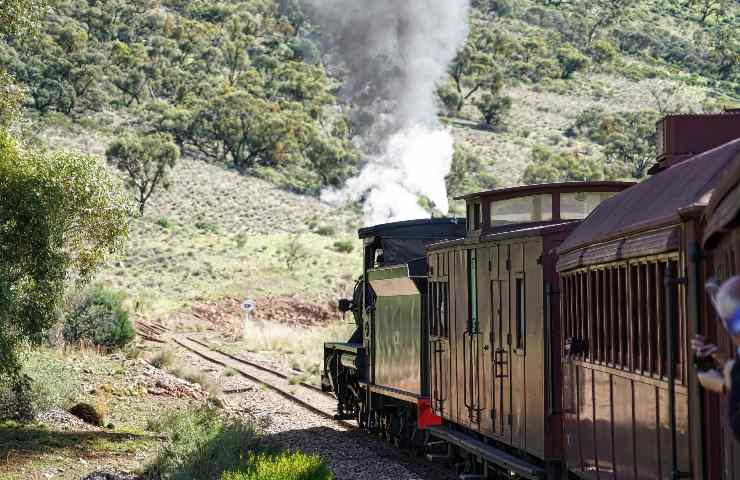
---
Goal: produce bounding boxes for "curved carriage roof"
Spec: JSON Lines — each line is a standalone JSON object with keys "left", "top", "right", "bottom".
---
{"left": 559, "top": 137, "right": 740, "bottom": 254}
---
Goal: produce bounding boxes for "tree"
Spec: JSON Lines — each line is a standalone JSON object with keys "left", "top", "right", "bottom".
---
{"left": 447, "top": 27, "right": 510, "bottom": 113}
{"left": 567, "top": 108, "right": 661, "bottom": 179}
{"left": 522, "top": 145, "right": 605, "bottom": 184}
{"left": 476, "top": 93, "right": 512, "bottom": 130}
{"left": 0, "top": 132, "right": 130, "bottom": 380}
{"left": 106, "top": 133, "right": 180, "bottom": 215}
{"left": 446, "top": 144, "right": 498, "bottom": 199}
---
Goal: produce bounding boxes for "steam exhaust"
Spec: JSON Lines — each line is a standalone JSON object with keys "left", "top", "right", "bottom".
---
{"left": 304, "top": 0, "right": 471, "bottom": 226}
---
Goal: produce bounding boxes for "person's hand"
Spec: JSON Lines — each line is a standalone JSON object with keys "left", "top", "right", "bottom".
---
{"left": 698, "top": 369, "right": 726, "bottom": 394}
{"left": 691, "top": 335, "right": 728, "bottom": 366}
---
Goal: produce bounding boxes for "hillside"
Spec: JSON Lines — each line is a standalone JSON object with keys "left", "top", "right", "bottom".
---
{"left": 1, "top": 0, "right": 738, "bottom": 313}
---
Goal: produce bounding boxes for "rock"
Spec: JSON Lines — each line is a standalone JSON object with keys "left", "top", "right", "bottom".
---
{"left": 68, "top": 403, "right": 102, "bottom": 427}
{"left": 80, "top": 470, "right": 141, "bottom": 480}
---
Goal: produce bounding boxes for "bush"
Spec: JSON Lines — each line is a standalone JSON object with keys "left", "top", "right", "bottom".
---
{"left": 314, "top": 225, "right": 335, "bottom": 237}
{"left": 556, "top": 44, "right": 589, "bottom": 79}
{"left": 0, "top": 375, "right": 38, "bottom": 422}
{"left": 63, "top": 286, "right": 135, "bottom": 349}
{"left": 157, "top": 218, "right": 172, "bottom": 229}
{"left": 146, "top": 408, "right": 261, "bottom": 479}
{"left": 332, "top": 240, "right": 354, "bottom": 254}
{"left": 150, "top": 348, "right": 175, "bottom": 369}
{"left": 476, "top": 94, "right": 512, "bottom": 130}
{"left": 221, "top": 452, "right": 333, "bottom": 480}
{"left": 195, "top": 222, "right": 219, "bottom": 233}
{"left": 436, "top": 82, "right": 463, "bottom": 116}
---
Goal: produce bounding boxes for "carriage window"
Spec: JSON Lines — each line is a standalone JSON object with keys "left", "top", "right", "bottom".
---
{"left": 467, "top": 203, "right": 482, "bottom": 231}
{"left": 430, "top": 281, "right": 449, "bottom": 338}
{"left": 560, "top": 258, "right": 684, "bottom": 383}
{"left": 491, "top": 194, "right": 553, "bottom": 227}
{"left": 515, "top": 277, "right": 525, "bottom": 350}
{"left": 560, "top": 192, "right": 616, "bottom": 220}
{"left": 468, "top": 250, "right": 478, "bottom": 333}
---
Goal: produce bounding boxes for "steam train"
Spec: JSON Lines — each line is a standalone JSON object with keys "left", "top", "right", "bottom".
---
{"left": 322, "top": 111, "right": 740, "bottom": 479}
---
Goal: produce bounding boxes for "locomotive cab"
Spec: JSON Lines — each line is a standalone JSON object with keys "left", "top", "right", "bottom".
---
{"left": 322, "top": 218, "right": 466, "bottom": 424}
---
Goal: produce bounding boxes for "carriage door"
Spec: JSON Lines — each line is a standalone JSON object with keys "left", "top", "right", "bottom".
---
{"left": 491, "top": 243, "right": 513, "bottom": 442}
{"left": 509, "top": 241, "right": 526, "bottom": 447}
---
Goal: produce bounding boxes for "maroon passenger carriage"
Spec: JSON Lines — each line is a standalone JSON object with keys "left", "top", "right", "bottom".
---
{"left": 322, "top": 111, "right": 740, "bottom": 480}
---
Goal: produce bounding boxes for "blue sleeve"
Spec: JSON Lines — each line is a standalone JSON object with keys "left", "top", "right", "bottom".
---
{"left": 729, "top": 357, "right": 740, "bottom": 442}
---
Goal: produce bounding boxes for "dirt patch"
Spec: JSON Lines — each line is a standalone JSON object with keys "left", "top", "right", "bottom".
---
{"left": 166, "top": 296, "right": 340, "bottom": 333}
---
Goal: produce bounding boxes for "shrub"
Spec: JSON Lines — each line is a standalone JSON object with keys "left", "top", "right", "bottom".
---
{"left": 63, "top": 286, "right": 135, "bottom": 349}
{"left": 556, "top": 44, "right": 589, "bottom": 79}
{"left": 146, "top": 408, "right": 260, "bottom": 479}
{"left": 476, "top": 94, "right": 512, "bottom": 130}
{"left": 195, "top": 222, "right": 219, "bottom": 233}
{"left": 332, "top": 240, "right": 354, "bottom": 254}
{"left": 436, "top": 82, "right": 463, "bottom": 116}
{"left": 157, "top": 218, "right": 172, "bottom": 229}
{"left": 590, "top": 38, "right": 618, "bottom": 65}
{"left": 0, "top": 375, "right": 37, "bottom": 422}
{"left": 221, "top": 452, "right": 333, "bottom": 480}
{"left": 150, "top": 347, "right": 175, "bottom": 369}
{"left": 283, "top": 234, "right": 308, "bottom": 273}
{"left": 314, "top": 225, "right": 335, "bottom": 237}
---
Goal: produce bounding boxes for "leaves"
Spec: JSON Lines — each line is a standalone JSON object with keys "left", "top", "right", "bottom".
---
{"left": 0, "top": 131, "right": 130, "bottom": 378}
{"left": 106, "top": 132, "right": 180, "bottom": 215}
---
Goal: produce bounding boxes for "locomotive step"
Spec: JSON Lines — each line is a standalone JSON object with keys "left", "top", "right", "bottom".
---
{"left": 425, "top": 453, "right": 450, "bottom": 462}
{"left": 426, "top": 426, "right": 545, "bottom": 479}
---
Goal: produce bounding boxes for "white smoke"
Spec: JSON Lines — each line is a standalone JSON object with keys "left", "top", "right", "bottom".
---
{"left": 304, "top": 0, "right": 471, "bottom": 226}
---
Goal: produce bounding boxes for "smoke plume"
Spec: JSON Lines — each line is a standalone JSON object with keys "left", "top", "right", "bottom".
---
{"left": 304, "top": 0, "right": 471, "bottom": 226}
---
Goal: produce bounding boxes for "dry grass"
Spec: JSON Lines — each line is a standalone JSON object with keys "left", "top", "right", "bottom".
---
{"left": 150, "top": 347, "right": 175, "bottom": 369}
{"left": 169, "top": 365, "right": 223, "bottom": 397}
{"left": 222, "top": 320, "right": 356, "bottom": 386}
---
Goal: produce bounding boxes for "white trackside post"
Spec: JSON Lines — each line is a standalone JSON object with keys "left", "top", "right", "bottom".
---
{"left": 240, "top": 299, "right": 256, "bottom": 341}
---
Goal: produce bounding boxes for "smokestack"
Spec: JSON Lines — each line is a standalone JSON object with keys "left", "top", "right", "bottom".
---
{"left": 304, "top": 0, "right": 471, "bottom": 226}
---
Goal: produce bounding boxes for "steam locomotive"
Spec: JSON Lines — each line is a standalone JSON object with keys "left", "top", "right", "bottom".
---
{"left": 322, "top": 111, "right": 740, "bottom": 479}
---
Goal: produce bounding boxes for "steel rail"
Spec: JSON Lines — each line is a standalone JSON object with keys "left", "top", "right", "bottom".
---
{"left": 172, "top": 334, "right": 355, "bottom": 429}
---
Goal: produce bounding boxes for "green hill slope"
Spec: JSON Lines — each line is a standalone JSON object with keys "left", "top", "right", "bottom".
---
{"left": 1, "top": 0, "right": 737, "bottom": 314}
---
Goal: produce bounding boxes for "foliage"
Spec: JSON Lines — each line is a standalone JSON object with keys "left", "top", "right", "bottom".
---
{"left": 0, "top": 0, "right": 47, "bottom": 37}
{"left": 522, "top": 145, "right": 606, "bottom": 184}
{"left": 447, "top": 25, "right": 508, "bottom": 113}
{"left": 63, "top": 285, "right": 135, "bottom": 349}
{"left": 476, "top": 93, "right": 512, "bottom": 130}
{"left": 446, "top": 144, "right": 498, "bottom": 199}
{"left": 0, "top": 132, "right": 129, "bottom": 379}
{"left": 106, "top": 133, "right": 180, "bottom": 215}
{"left": 283, "top": 234, "right": 308, "bottom": 273}
{"left": 0, "top": 0, "right": 359, "bottom": 194}
{"left": 0, "top": 375, "right": 37, "bottom": 421}
{"left": 0, "top": 70, "right": 25, "bottom": 130}
{"left": 567, "top": 108, "right": 661, "bottom": 178}
{"left": 332, "top": 240, "right": 354, "bottom": 254}
{"left": 145, "top": 407, "right": 261, "bottom": 480}
{"left": 221, "top": 452, "right": 333, "bottom": 480}
{"left": 556, "top": 44, "right": 590, "bottom": 79}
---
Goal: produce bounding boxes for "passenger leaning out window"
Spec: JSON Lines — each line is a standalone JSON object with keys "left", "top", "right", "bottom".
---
{"left": 692, "top": 276, "right": 740, "bottom": 442}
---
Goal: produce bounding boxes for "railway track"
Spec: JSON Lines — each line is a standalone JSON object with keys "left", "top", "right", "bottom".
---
{"left": 172, "top": 335, "right": 356, "bottom": 428}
